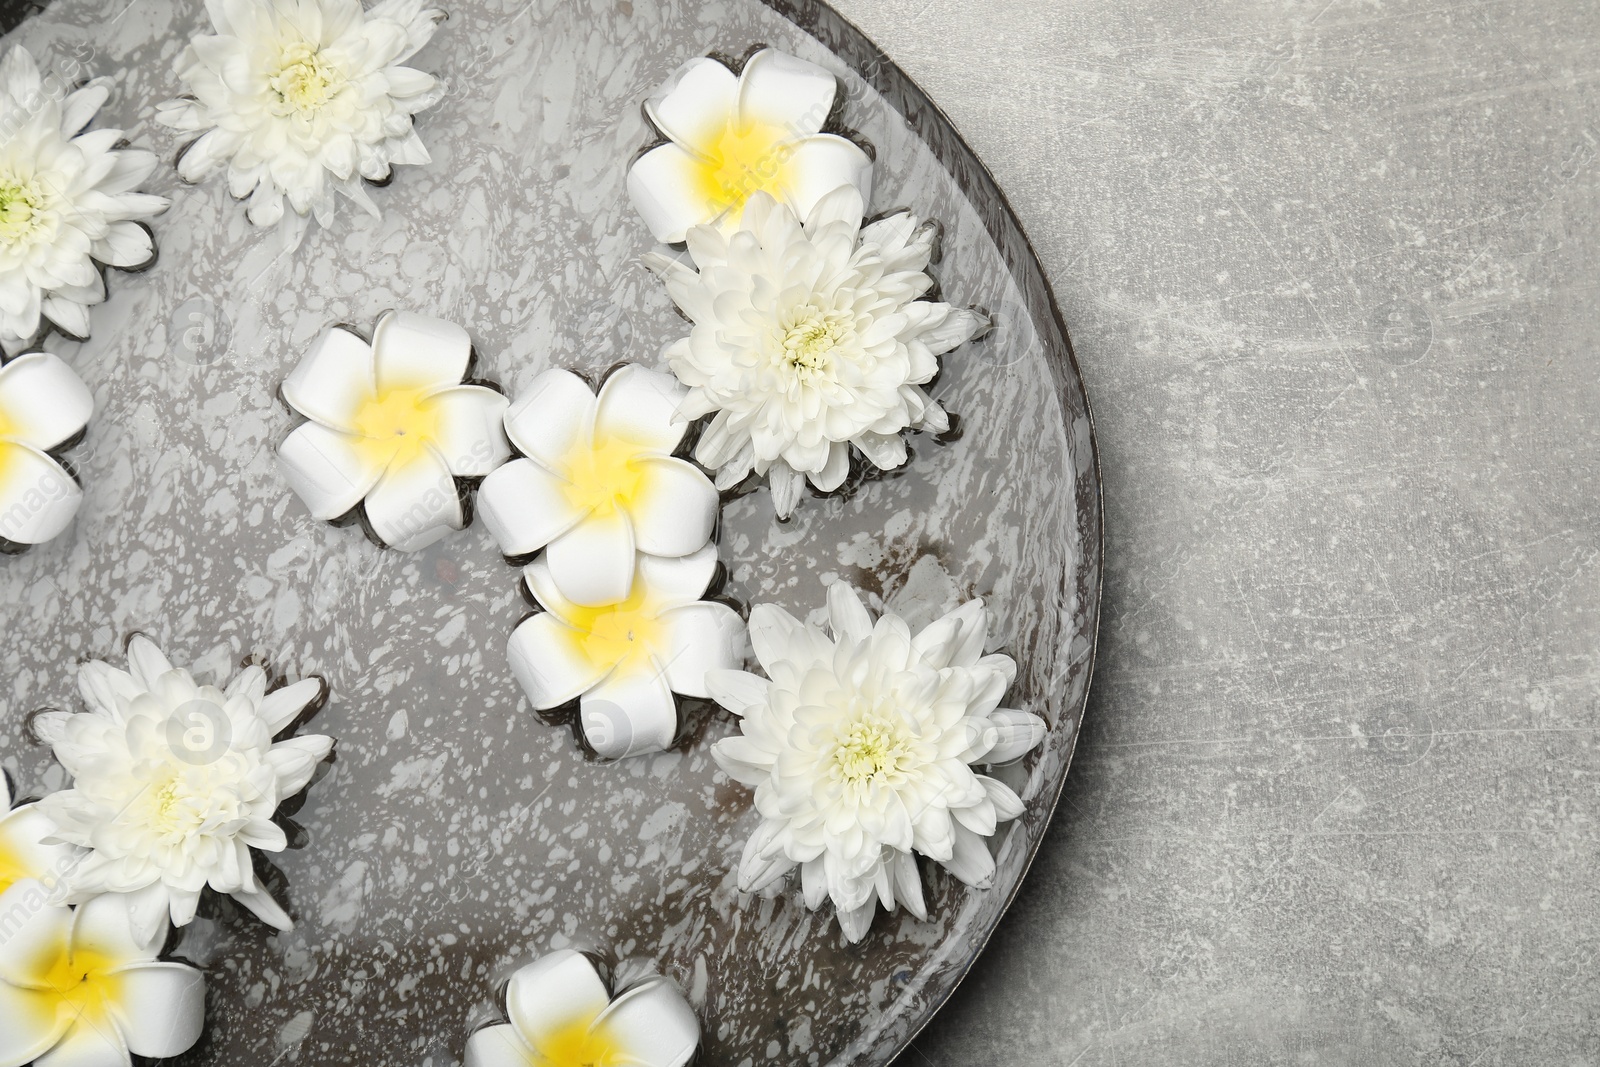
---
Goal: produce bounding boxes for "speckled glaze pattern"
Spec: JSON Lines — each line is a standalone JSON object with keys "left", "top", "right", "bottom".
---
{"left": 0, "top": 2, "right": 1100, "bottom": 1065}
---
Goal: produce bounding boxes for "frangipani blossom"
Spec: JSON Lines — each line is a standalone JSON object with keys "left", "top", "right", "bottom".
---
{"left": 628, "top": 47, "right": 872, "bottom": 244}
{"left": 464, "top": 949, "right": 699, "bottom": 1067}
{"left": 0, "top": 773, "right": 78, "bottom": 897}
{"left": 646, "top": 186, "right": 986, "bottom": 518}
{"left": 508, "top": 544, "right": 744, "bottom": 760}
{"left": 0, "top": 45, "right": 169, "bottom": 353}
{"left": 157, "top": 0, "right": 445, "bottom": 237}
{"left": 278, "top": 311, "right": 510, "bottom": 552}
{"left": 710, "top": 583, "right": 1047, "bottom": 942}
{"left": 0, "top": 879, "right": 205, "bottom": 1067}
{"left": 0, "top": 350, "right": 92, "bottom": 549}
{"left": 34, "top": 635, "right": 335, "bottom": 943}
{"left": 477, "top": 366, "right": 718, "bottom": 607}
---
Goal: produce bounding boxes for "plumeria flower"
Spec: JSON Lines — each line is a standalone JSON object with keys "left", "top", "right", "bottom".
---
{"left": 628, "top": 47, "right": 871, "bottom": 244}
{"left": 645, "top": 185, "right": 987, "bottom": 518}
{"left": 0, "top": 772, "right": 79, "bottom": 897}
{"left": 464, "top": 949, "right": 699, "bottom": 1067}
{"left": 477, "top": 365, "right": 718, "bottom": 607}
{"left": 157, "top": 0, "right": 445, "bottom": 237}
{"left": 508, "top": 544, "right": 744, "bottom": 760}
{"left": 0, "top": 350, "right": 93, "bottom": 549}
{"left": 710, "top": 582, "right": 1047, "bottom": 943}
{"left": 278, "top": 311, "right": 510, "bottom": 552}
{"left": 0, "top": 45, "right": 169, "bottom": 353}
{"left": 34, "top": 635, "right": 335, "bottom": 943}
{"left": 0, "top": 879, "right": 205, "bottom": 1067}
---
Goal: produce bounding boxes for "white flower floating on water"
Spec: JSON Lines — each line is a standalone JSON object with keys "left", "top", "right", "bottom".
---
{"left": 157, "top": 0, "right": 445, "bottom": 234}
{"left": 0, "top": 45, "right": 169, "bottom": 353}
{"left": 628, "top": 47, "right": 872, "bottom": 244}
{"left": 0, "top": 772, "right": 77, "bottom": 895}
{"left": 0, "top": 351, "right": 93, "bottom": 550}
{"left": 646, "top": 185, "right": 987, "bottom": 518}
{"left": 710, "top": 582, "right": 1047, "bottom": 943}
{"left": 477, "top": 366, "right": 718, "bottom": 607}
{"left": 278, "top": 311, "right": 510, "bottom": 552}
{"left": 34, "top": 635, "right": 334, "bottom": 942}
{"left": 0, "top": 879, "right": 205, "bottom": 1067}
{"left": 508, "top": 544, "right": 743, "bottom": 760}
{"left": 464, "top": 949, "right": 699, "bottom": 1067}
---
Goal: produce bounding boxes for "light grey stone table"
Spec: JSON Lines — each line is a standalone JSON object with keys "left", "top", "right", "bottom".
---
{"left": 826, "top": 0, "right": 1600, "bottom": 1063}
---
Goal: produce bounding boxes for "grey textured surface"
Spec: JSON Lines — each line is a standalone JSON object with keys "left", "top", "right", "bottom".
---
{"left": 823, "top": 0, "right": 1600, "bottom": 1063}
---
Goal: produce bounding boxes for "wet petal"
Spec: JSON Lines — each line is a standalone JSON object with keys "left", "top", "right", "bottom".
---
{"left": 503, "top": 368, "right": 595, "bottom": 470}
{"left": 634, "top": 543, "right": 719, "bottom": 607}
{"left": 646, "top": 55, "right": 739, "bottom": 154}
{"left": 462, "top": 1024, "right": 531, "bottom": 1067}
{"left": 30, "top": 1015, "right": 128, "bottom": 1067}
{"left": 737, "top": 48, "right": 836, "bottom": 136}
{"left": 70, "top": 890, "right": 161, "bottom": 964}
{"left": 420, "top": 385, "right": 509, "bottom": 476}
{"left": 780, "top": 134, "right": 872, "bottom": 224}
{"left": 108, "top": 961, "right": 205, "bottom": 1058}
{"left": 628, "top": 141, "right": 721, "bottom": 244}
{"left": 593, "top": 365, "right": 686, "bottom": 453}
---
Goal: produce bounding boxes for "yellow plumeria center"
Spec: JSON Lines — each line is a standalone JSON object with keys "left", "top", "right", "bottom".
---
{"left": 559, "top": 432, "right": 646, "bottom": 517}
{"left": 269, "top": 41, "right": 344, "bottom": 117}
{"left": 531, "top": 1014, "right": 623, "bottom": 1067}
{"left": 0, "top": 174, "right": 48, "bottom": 245}
{"left": 0, "top": 833, "right": 31, "bottom": 896}
{"left": 832, "top": 714, "right": 914, "bottom": 786}
{"left": 34, "top": 944, "right": 124, "bottom": 1030}
{"left": 695, "top": 119, "right": 795, "bottom": 214}
{"left": 777, "top": 304, "right": 847, "bottom": 380}
{"left": 352, "top": 386, "right": 442, "bottom": 469}
{"left": 574, "top": 592, "right": 663, "bottom": 674}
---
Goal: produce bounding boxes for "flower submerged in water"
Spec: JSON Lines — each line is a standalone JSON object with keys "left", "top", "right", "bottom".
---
{"left": 508, "top": 544, "right": 744, "bottom": 760}
{"left": 0, "top": 45, "right": 168, "bottom": 353}
{"left": 0, "top": 880, "right": 205, "bottom": 1067}
{"left": 34, "top": 635, "right": 334, "bottom": 942}
{"left": 628, "top": 47, "right": 871, "bottom": 244}
{"left": 157, "top": 0, "right": 445, "bottom": 234}
{"left": 0, "top": 350, "right": 93, "bottom": 549}
{"left": 710, "top": 582, "right": 1046, "bottom": 942}
{"left": 647, "top": 185, "right": 986, "bottom": 518}
{"left": 464, "top": 949, "right": 699, "bottom": 1067}
{"left": 476, "top": 365, "right": 718, "bottom": 607}
{"left": 277, "top": 311, "right": 510, "bottom": 552}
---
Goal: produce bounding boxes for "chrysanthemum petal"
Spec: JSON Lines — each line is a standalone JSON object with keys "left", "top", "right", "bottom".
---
{"left": 941, "top": 824, "right": 996, "bottom": 888}
{"left": 824, "top": 582, "right": 873, "bottom": 644}
{"left": 593, "top": 977, "right": 700, "bottom": 1067}
{"left": 258, "top": 677, "right": 326, "bottom": 734}
{"left": 231, "top": 886, "right": 293, "bottom": 930}
{"left": 503, "top": 948, "right": 610, "bottom": 1043}
{"left": 836, "top": 900, "right": 877, "bottom": 943}
{"left": 267, "top": 734, "right": 335, "bottom": 798}
{"left": 985, "top": 708, "right": 1047, "bottom": 765}
{"left": 704, "top": 669, "right": 769, "bottom": 717}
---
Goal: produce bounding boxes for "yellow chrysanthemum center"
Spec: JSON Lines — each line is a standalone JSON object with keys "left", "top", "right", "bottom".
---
{"left": 695, "top": 119, "right": 795, "bottom": 214}
{"left": 832, "top": 714, "right": 912, "bottom": 786}
{"left": 352, "top": 386, "right": 442, "bottom": 469}
{"left": 34, "top": 944, "right": 124, "bottom": 1028}
{"left": 269, "top": 42, "right": 343, "bottom": 116}
{"left": 777, "top": 305, "right": 847, "bottom": 379}
{"left": 531, "top": 1014, "right": 624, "bottom": 1067}
{"left": 558, "top": 432, "right": 646, "bottom": 516}
{"left": 0, "top": 174, "right": 48, "bottom": 245}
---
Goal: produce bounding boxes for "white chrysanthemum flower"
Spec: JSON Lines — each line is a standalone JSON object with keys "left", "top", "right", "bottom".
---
{"left": 0, "top": 771, "right": 79, "bottom": 896}
{"left": 464, "top": 949, "right": 699, "bottom": 1067}
{"left": 35, "top": 635, "right": 335, "bottom": 943}
{"left": 0, "top": 350, "right": 93, "bottom": 549}
{"left": 628, "top": 47, "right": 871, "bottom": 244}
{"left": 645, "top": 185, "right": 987, "bottom": 518}
{"left": 709, "top": 583, "right": 1047, "bottom": 943}
{"left": 0, "top": 879, "right": 205, "bottom": 1067}
{"left": 157, "top": 0, "right": 444, "bottom": 234}
{"left": 0, "top": 46, "right": 169, "bottom": 353}
{"left": 508, "top": 544, "right": 744, "bottom": 760}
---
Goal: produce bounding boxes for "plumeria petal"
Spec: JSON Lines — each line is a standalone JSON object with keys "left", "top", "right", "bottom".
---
{"left": 0, "top": 443, "right": 82, "bottom": 546}
{"left": 0, "top": 352, "right": 93, "bottom": 450}
{"left": 476, "top": 458, "right": 587, "bottom": 557}
{"left": 776, "top": 135, "right": 872, "bottom": 223}
{"left": 627, "top": 141, "right": 722, "bottom": 245}
{"left": 108, "top": 962, "right": 206, "bottom": 1058}
{"left": 502, "top": 368, "right": 596, "bottom": 470}
{"left": 628, "top": 457, "right": 718, "bottom": 557}
{"left": 504, "top": 949, "right": 611, "bottom": 1043}
{"left": 0, "top": 805, "right": 76, "bottom": 893}
{"left": 420, "top": 385, "right": 510, "bottom": 476}
{"left": 546, "top": 507, "right": 636, "bottom": 607}
{"left": 0, "top": 879, "right": 69, "bottom": 988}
{"left": 593, "top": 977, "right": 701, "bottom": 1067}
{"left": 362, "top": 449, "right": 462, "bottom": 551}
{"left": 594, "top": 365, "right": 687, "bottom": 453}
{"left": 30, "top": 1013, "right": 130, "bottom": 1067}
{"left": 280, "top": 326, "right": 375, "bottom": 433}
{"left": 633, "top": 544, "right": 720, "bottom": 606}
{"left": 579, "top": 668, "right": 677, "bottom": 759}
{"left": 70, "top": 890, "right": 162, "bottom": 963}
{"left": 646, "top": 56, "right": 740, "bottom": 153}
{"left": 277, "top": 421, "right": 386, "bottom": 521}
{"left": 658, "top": 602, "right": 744, "bottom": 698}
{"left": 736, "top": 48, "right": 837, "bottom": 135}
{"left": 0, "top": 978, "right": 62, "bottom": 1065}
{"left": 462, "top": 1024, "right": 532, "bottom": 1067}
{"left": 507, "top": 612, "right": 610, "bottom": 710}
